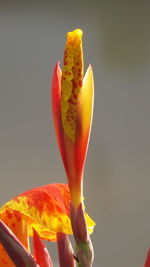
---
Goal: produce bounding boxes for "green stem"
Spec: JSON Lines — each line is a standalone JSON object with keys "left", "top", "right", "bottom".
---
{"left": 75, "top": 240, "right": 93, "bottom": 267}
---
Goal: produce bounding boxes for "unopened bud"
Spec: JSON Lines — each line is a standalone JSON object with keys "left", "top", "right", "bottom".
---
{"left": 0, "top": 220, "right": 38, "bottom": 267}
{"left": 33, "top": 228, "right": 53, "bottom": 267}
{"left": 70, "top": 202, "right": 94, "bottom": 267}
{"left": 57, "top": 232, "right": 75, "bottom": 267}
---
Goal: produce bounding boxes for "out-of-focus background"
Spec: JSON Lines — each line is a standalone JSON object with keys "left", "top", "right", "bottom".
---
{"left": 0, "top": 1, "right": 150, "bottom": 266}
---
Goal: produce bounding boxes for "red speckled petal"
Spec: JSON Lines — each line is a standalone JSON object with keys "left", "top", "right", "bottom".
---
{"left": 0, "top": 184, "right": 95, "bottom": 266}
{"left": 0, "top": 184, "right": 71, "bottom": 243}
{"left": 0, "top": 183, "right": 94, "bottom": 239}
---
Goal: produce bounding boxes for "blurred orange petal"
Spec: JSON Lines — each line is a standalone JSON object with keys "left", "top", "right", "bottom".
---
{"left": 0, "top": 183, "right": 94, "bottom": 241}
{"left": 0, "top": 183, "right": 70, "bottom": 267}
{"left": 0, "top": 184, "right": 71, "bottom": 243}
{"left": 0, "top": 183, "right": 95, "bottom": 266}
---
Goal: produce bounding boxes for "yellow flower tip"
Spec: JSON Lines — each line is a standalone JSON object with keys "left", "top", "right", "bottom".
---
{"left": 61, "top": 29, "right": 84, "bottom": 142}
{"left": 67, "top": 29, "right": 83, "bottom": 45}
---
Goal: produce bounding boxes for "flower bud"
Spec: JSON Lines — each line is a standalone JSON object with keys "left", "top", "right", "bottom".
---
{"left": 57, "top": 232, "right": 75, "bottom": 267}
{"left": 0, "top": 220, "right": 38, "bottom": 267}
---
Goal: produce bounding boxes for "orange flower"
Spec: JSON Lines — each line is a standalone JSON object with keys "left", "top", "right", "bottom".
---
{"left": 0, "top": 183, "right": 94, "bottom": 266}
{"left": 52, "top": 29, "right": 94, "bottom": 208}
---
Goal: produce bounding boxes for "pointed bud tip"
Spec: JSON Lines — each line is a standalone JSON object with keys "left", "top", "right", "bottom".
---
{"left": 57, "top": 233, "right": 75, "bottom": 267}
{"left": 33, "top": 228, "right": 53, "bottom": 267}
{"left": 70, "top": 202, "right": 88, "bottom": 243}
{"left": 0, "top": 220, "right": 38, "bottom": 267}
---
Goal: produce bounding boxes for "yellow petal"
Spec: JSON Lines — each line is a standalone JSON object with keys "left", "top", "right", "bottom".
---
{"left": 77, "top": 64, "right": 94, "bottom": 141}
{"left": 74, "top": 65, "right": 94, "bottom": 192}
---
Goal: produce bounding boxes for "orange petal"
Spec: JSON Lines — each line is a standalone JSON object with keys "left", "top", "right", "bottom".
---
{"left": 0, "top": 184, "right": 71, "bottom": 243}
{"left": 0, "top": 184, "right": 94, "bottom": 241}
{"left": 0, "top": 184, "right": 95, "bottom": 266}
{"left": 0, "top": 183, "right": 95, "bottom": 266}
{"left": 0, "top": 184, "right": 71, "bottom": 267}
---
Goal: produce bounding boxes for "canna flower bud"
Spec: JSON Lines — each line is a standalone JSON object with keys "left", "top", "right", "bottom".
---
{"left": 0, "top": 220, "right": 38, "bottom": 267}
{"left": 52, "top": 29, "right": 94, "bottom": 208}
{"left": 33, "top": 228, "right": 53, "bottom": 267}
{"left": 70, "top": 202, "right": 94, "bottom": 267}
{"left": 57, "top": 232, "right": 75, "bottom": 267}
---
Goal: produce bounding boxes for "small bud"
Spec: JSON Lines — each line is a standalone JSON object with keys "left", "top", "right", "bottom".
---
{"left": 70, "top": 202, "right": 94, "bottom": 267}
{"left": 33, "top": 228, "right": 53, "bottom": 267}
{"left": 75, "top": 203, "right": 88, "bottom": 243}
{"left": 57, "top": 232, "right": 75, "bottom": 267}
{"left": 75, "top": 236, "right": 94, "bottom": 267}
{"left": 70, "top": 202, "right": 88, "bottom": 243}
{"left": 0, "top": 220, "right": 38, "bottom": 267}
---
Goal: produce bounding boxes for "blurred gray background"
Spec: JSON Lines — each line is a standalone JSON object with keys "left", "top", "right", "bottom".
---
{"left": 0, "top": 1, "right": 150, "bottom": 266}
